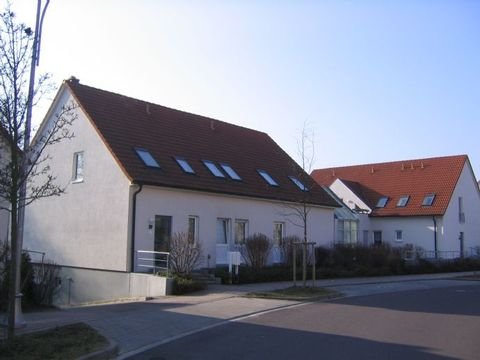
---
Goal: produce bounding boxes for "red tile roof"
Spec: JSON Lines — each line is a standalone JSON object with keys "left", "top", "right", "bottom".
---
{"left": 66, "top": 79, "right": 337, "bottom": 207}
{"left": 311, "top": 155, "right": 469, "bottom": 217}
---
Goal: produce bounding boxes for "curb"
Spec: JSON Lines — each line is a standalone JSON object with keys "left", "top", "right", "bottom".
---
{"left": 76, "top": 339, "right": 119, "bottom": 360}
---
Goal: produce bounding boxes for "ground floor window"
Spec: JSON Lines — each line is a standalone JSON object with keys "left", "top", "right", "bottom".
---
{"left": 273, "top": 222, "right": 285, "bottom": 246}
{"left": 188, "top": 216, "right": 199, "bottom": 244}
{"left": 235, "top": 219, "right": 248, "bottom": 245}
{"left": 373, "top": 231, "right": 382, "bottom": 245}
{"left": 336, "top": 220, "right": 358, "bottom": 244}
{"left": 395, "top": 230, "right": 403, "bottom": 242}
{"left": 216, "top": 218, "right": 230, "bottom": 244}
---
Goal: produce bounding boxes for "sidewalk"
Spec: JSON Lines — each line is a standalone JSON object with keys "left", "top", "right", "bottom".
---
{"left": 2, "top": 271, "right": 478, "bottom": 358}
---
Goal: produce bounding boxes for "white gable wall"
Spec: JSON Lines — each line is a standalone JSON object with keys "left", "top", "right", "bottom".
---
{"left": 442, "top": 162, "right": 480, "bottom": 255}
{"left": 24, "top": 88, "right": 132, "bottom": 271}
{"left": 134, "top": 186, "right": 335, "bottom": 269}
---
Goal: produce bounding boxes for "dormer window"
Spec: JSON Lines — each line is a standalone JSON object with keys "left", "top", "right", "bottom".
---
{"left": 397, "top": 195, "right": 409, "bottom": 207}
{"left": 376, "top": 197, "right": 388, "bottom": 208}
{"left": 258, "top": 170, "right": 278, "bottom": 186}
{"left": 289, "top": 176, "right": 307, "bottom": 191}
{"left": 220, "top": 163, "right": 241, "bottom": 180}
{"left": 175, "top": 157, "right": 195, "bottom": 174}
{"left": 422, "top": 194, "right": 435, "bottom": 206}
{"left": 135, "top": 148, "right": 160, "bottom": 168}
{"left": 203, "top": 160, "right": 225, "bottom": 178}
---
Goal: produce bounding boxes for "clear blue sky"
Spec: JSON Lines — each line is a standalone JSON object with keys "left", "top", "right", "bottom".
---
{"left": 12, "top": 0, "right": 480, "bottom": 177}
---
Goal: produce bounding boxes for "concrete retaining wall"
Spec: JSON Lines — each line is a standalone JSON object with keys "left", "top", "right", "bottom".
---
{"left": 52, "top": 266, "right": 173, "bottom": 306}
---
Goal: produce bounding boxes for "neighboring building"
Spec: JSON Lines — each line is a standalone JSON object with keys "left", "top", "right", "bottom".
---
{"left": 24, "top": 77, "right": 337, "bottom": 304}
{"left": 311, "top": 155, "right": 480, "bottom": 258}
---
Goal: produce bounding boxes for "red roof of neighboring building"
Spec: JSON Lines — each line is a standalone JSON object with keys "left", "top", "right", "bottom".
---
{"left": 311, "top": 155, "right": 470, "bottom": 217}
{"left": 65, "top": 79, "right": 337, "bottom": 207}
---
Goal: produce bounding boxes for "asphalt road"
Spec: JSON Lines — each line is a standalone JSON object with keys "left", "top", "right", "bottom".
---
{"left": 129, "top": 283, "right": 480, "bottom": 360}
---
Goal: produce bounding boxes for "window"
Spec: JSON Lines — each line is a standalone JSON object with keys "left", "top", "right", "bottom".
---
{"left": 376, "top": 197, "right": 388, "bottom": 208}
{"left": 422, "top": 194, "right": 435, "bottom": 206}
{"left": 395, "top": 230, "right": 403, "bottom": 242}
{"left": 135, "top": 148, "right": 160, "bottom": 168}
{"left": 73, "top": 151, "right": 84, "bottom": 181}
{"left": 188, "top": 216, "right": 199, "bottom": 244}
{"left": 273, "top": 222, "right": 285, "bottom": 246}
{"left": 220, "top": 163, "right": 241, "bottom": 180}
{"left": 396, "top": 195, "right": 409, "bottom": 207}
{"left": 336, "top": 220, "right": 358, "bottom": 244}
{"left": 204, "top": 160, "right": 225, "bottom": 178}
{"left": 289, "top": 176, "right": 307, "bottom": 191}
{"left": 373, "top": 231, "right": 382, "bottom": 245}
{"left": 176, "top": 158, "right": 195, "bottom": 174}
{"left": 459, "top": 197, "right": 465, "bottom": 223}
{"left": 234, "top": 220, "right": 248, "bottom": 245}
{"left": 258, "top": 170, "right": 278, "bottom": 186}
{"left": 216, "top": 218, "right": 230, "bottom": 244}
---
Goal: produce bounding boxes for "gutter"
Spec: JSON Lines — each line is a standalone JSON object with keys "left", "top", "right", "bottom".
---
{"left": 433, "top": 216, "right": 437, "bottom": 258}
{"left": 130, "top": 183, "right": 143, "bottom": 272}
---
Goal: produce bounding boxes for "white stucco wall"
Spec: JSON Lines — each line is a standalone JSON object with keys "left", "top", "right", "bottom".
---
{"left": 442, "top": 162, "right": 480, "bottom": 254}
{"left": 24, "top": 88, "right": 132, "bottom": 271}
{"left": 134, "top": 186, "right": 335, "bottom": 268}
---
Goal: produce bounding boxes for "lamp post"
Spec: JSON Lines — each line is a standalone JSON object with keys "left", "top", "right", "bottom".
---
{"left": 7, "top": 0, "right": 50, "bottom": 337}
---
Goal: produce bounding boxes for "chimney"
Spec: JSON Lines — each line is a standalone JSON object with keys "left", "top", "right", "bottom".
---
{"left": 370, "top": 167, "right": 374, "bottom": 174}
{"left": 401, "top": 163, "right": 405, "bottom": 171}
{"left": 421, "top": 161, "right": 425, "bottom": 169}
{"left": 67, "top": 76, "right": 79, "bottom": 84}
{"left": 410, "top": 163, "right": 414, "bottom": 170}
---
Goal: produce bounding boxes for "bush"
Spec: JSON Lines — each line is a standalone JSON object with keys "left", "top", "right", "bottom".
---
{"left": 279, "top": 235, "right": 301, "bottom": 266}
{"left": 169, "top": 232, "right": 202, "bottom": 277}
{"left": 240, "top": 233, "right": 272, "bottom": 270}
{"left": 172, "top": 276, "right": 207, "bottom": 295}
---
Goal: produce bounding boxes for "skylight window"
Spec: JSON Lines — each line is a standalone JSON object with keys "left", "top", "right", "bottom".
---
{"left": 376, "top": 197, "right": 388, "bottom": 208}
{"left": 220, "top": 163, "right": 241, "bottom": 180}
{"left": 135, "top": 148, "right": 160, "bottom": 168}
{"left": 397, "top": 195, "right": 410, "bottom": 207}
{"left": 258, "top": 170, "right": 278, "bottom": 186}
{"left": 175, "top": 158, "right": 195, "bottom": 174}
{"left": 289, "top": 176, "right": 307, "bottom": 191}
{"left": 203, "top": 160, "right": 225, "bottom": 178}
{"left": 422, "top": 194, "right": 436, "bottom": 206}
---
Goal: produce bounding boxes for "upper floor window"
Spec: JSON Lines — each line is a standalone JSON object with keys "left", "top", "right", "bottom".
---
{"left": 289, "top": 176, "right": 307, "bottom": 191}
{"left": 258, "top": 170, "right": 278, "bottom": 186}
{"left": 203, "top": 160, "right": 225, "bottom": 178}
{"left": 422, "top": 194, "right": 436, "bottom": 206}
{"left": 176, "top": 158, "right": 195, "bottom": 174}
{"left": 73, "top": 151, "right": 84, "bottom": 182}
{"left": 220, "top": 163, "right": 242, "bottom": 180}
{"left": 376, "top": 197, "right": 388, "bottom": 208}
{"left": 396, "top": 195, "right": 409, "bottom": 207}
{"left": 135, "top": 148, "right": 160, "bottom": 168}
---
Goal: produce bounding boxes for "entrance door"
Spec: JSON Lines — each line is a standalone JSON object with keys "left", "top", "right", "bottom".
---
{"left": 154, "top": 215, "right": 172, "bottom": 252}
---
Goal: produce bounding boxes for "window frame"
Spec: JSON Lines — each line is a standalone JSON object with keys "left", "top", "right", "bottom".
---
{"left": 135, "top": 148, "right": 160, "bottom": 168}
{"left": 72, "top": 151, "right": 84, "bottom": 182}
{"left": 188, "top": 215, "right": 199, "bottom": 244}
{"left": 234, "top": 219, "right": 248, "bottom": 245}
{"left": 203, "top": 160, "right": 225, "bottom": 178}
{"left": 220, "top": 163, "right": 242, "bottom": 181}
{"left": 396, "top": 195, "right": 410, "bottom": 207}
{"left": 395, "top": 230, "right": 403, "bottom": 242}
{"left": 273, "top": 222, "right": 285, "bottom": 246}
{"left": 216, "top": 218, "right": 231, "bottom": 244}
{"left": 376, "top": 197, "right": 388, "bottom": 208}
{"left": 422, "top": 193, "right": 436, "bottom": 206}
{"left": 175, "top": 157, "right": 195, "bottom": 174}
{"left": 289, "top": 176, "right": 308, "bottom": 191}
{"left": 258, "top": 169, "right": 279, "bottom": 186}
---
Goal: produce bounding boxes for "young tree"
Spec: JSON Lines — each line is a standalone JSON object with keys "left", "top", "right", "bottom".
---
{"left": 0, "top": 3, "right": 76, "bottom": 340}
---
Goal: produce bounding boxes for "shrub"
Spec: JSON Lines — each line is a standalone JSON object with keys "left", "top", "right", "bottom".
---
{"left": 172, "top": 276, "right": 207, "bottom": 295}
{"left": 240, "top": 233, "right": 272, "bottom": 270}
{"left": 169, "top": 232, "right": 202, "bottom": 277}
{"left": 279, "top": 235, "right": 302, "bottom": 266}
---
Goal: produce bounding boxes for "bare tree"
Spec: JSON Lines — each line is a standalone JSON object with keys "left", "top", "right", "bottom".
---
{"left": 240, "top": 233, "right": 272, "bottom": 270}
{"left": 0, "top": 4, "right": 75, "bottom": 341}
{"left": 168, "top": 232, "right": 203, "bottom": 277}
{"left": 280, "top": 122, "right": 317, "bottom": 286}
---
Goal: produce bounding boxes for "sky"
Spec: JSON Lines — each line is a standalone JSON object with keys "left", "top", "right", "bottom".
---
{"left": 11, "top": 0, "right": 480, "bottom": 177}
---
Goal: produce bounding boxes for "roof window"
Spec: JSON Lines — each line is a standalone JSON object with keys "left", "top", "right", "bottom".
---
{"left": 289, "top": 176, "right": 307, "bottom": 191}
{"left": 203, "top": 160, "right": 225, "bottom": 178}
{"left": 220, "top": 163, "right": 241, "bottom": 180}
{"left": 258, "top": 170, "right": 278, "bottom": 186}
{"left": 422, "top": 194, "right": 436, "bottom": 206}
{"left": 175, "top": 158, "right": 195, "bottom": 174}
{"left": 135, "top": 148, "right": 160, "bottom": 168}
{"left": 397, "top": 195, "right": 410, "bottom": 207}
{"left": 376, "top": 196, "right": 388, "bottom": 208}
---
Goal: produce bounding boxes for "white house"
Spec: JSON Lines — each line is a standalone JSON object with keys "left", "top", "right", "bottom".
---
{"left": 24, "top": 77, "right": 338, "bottom": 304}
{"left": 312, "top": 155, "right": 480, "bottom": 258}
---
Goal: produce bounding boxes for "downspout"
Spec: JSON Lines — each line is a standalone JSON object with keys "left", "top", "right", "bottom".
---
{"left": 432, "top": 216, "right": 437, "bottom": 259}
{"left": 130, "top": 183, "right": 143, "bottom": 272}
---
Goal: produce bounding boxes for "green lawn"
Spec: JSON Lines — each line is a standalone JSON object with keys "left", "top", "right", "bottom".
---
{"left": 0, "top": 323, "right": 110, "bottom": 360}
{"left": 246, "top": 286, "right": 342, "bottom": 301}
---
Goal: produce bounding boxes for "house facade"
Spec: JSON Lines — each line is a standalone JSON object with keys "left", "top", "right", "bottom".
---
{"left": 312, "top": 155, "right": 480, "bottom": 258}
{"left": 24, "top": 78, "right": 337, "bottom": 304}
